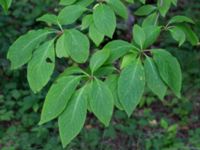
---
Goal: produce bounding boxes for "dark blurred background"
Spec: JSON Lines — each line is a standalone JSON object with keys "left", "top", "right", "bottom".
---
{"left": 0, "top": 0, "right": 200, "bottom": 150}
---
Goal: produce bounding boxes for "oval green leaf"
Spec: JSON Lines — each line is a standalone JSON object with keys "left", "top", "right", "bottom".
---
{"left": 118, "top": 58, "right": 145, "bottom": 116}
{"left": 58, "top": 86, "right": 87, "bottom": 148}
{"left": 39, "top": 76, "right": 82, "bottom": 125}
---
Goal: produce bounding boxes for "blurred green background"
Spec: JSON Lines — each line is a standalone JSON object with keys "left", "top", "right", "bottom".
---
{"left": 0, "top": 0, "right": 200, "bottom": 150}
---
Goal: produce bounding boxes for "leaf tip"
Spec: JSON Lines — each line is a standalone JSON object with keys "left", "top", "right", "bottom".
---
{"left": 126, "top": 111, "right": 132, "bottom": 118}
{"left": 176, "top": 93, "right": 182, "bottom": 99}
{"left": 38, "top": 119, "right": 45, "bottom": 126}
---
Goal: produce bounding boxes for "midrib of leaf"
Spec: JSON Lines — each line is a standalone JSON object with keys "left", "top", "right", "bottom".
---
{"left": 4, "top": 0, "right": 8, "bottom": 9}
{"left": 101, "top": 4, "right": 109, "bottom": 31}
{"left": 147, "top": 57, "right": 157, "bottom": 77}
{"left": 96, "top": 79, "right": 103, "bottom": 104}
{"left": 57, "top": 77, "right": 80, "bottom": 101}
{"left": 40, "top": 77, "right": 81, "bottom": 124}
{"left": 110, "top": 44, "right": 133, "bottom": 51}
{"left": 37, "top": 40, "right": 54, "bottom": 68}
{"left": 91, "top": 55, "right": 106, "bottom": 73}
{"left": 69, "top": 86, "right": 85, "bottom": 123}
{"left": 21, "top": 31, "right": 53, "bottom": 54}
{"left": 31, "top": 40, "right": 54, "bottom": 81}
{"left": 139, "top": 37, "right": 143, "bottom": 49}
{"left": 91, "top": 61, "right": 98, "bottom": 73}
{"left": 69, "top": 30, "right": 79, "bottom": 49}
{"left": 123, "top": 59, "right": 140, "bottom": 97}
{"left": 154, "top": 13, "right": 159, "bottom": 26}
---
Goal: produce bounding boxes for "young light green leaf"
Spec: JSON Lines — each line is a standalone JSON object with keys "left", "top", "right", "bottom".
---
{"left": 58, "top": 85, "right": 88, "bottom": 148}
{"left": 39, "top": 76, "right": 82, "bottom": 125}
{"left": 7, "top": 29, "right": 51, "bottom": 69}
{"left": 118, "top": 58, "right": 145, "bottom": 116}
{"left": 135, "top": 5, "right": 157, "bottom": 16}
{"left": 144, "top": 56, "right": 167, "bottom": 100}
{"left": 65, "top": 29, "right": 90, "bottom": 63}
{"left": 27, "top": 39, "right": 55, "bottom": 93}
{"left": 93, "top": 3, "right": 116, "bottom": 38}
{"left": 89, "top": 79, "right": 114, "bottom": 126}
{"left": 157, "top": 0, "right": 171, "bottom": 17}
{"left": 105, "top": 75, "right": 123, "bottom": 110}
{"left": 142, "top": 12, "right": 159, "bottom": 27}
{"left": 143, "top": 25, "right": 161, "bottom": 48}
{"left": 89, "top": 22, "right": 104, "bottom": 46}
{"left": 58, "top": 5, "right": 86, "bottom": 25}
{"left": 81, "top": 14, "right": 93, "bottom": 30}
{"left": 56, "top": 31, "right": 69, "bottom": 58}
{"left": 104, "top": 40, "right": 137, "bottom": 63}
{"left": 37, "top": 14, "right": 58, "bottom": 25}
{"left": 169, "top": 26, "right": 186, "bottom": 46}
{"left": 90, "top": 49, "right": 110, "bottom": 73}
{"left": 133, "top": 24, "right": 146, "bottom": 49}
{"left": 153, "top": 49, "right": 182, "bottom": 98}
{"left": 106, "top": 0, "right": 128, "bottom": 19}
{"left": 120, "top": 53, "right": 137, "bottom": 69}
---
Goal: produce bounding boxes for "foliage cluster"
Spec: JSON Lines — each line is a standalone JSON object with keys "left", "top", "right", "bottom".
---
{"left": 0, "top": 0, "right": 200, "bottom": 149}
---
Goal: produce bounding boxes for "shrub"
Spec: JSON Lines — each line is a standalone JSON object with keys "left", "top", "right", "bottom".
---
{"left": 6, "top": 0, "right": 199, "bottom": 147}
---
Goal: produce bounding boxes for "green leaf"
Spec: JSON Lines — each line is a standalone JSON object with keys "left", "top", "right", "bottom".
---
{"left": 37, "top": 14, "right": 58, "bottom": 25}
{"left": 157, "top": 0, "right": 171, "bottom": 17}
{"left": 27, "top": 39, "right": 55, "bottom": 93}
{"left": 90, "top": 49, "right": 110, "bottom": 73}
{"left": 58, "top": 66, "right": 86, "bottom": 78}
{"left": 81, "top": 14, "right": 93, "bottom": 30}
{"left": 56, "top": 32, "right": 69, "bottom": 58}
{"left": 177, "top": 25, "right": 199, "bottom": 46}
{"left": 153, "top": 49, "right": 182, "bottom": 98}
{"left": 89, "top": 22, "right": 104, "bottom": 46}
{"left": 75, "top": 0, "right": 93, "bottom": 7}
{"left": 94, "top": 66, "right": 116, "bottom": 77}
{"left": 39, "top": 76, "right": 82, "bottom": 125}
{"left": 89, "top": 79, "right": 114, "bottom": 126}
{"left": 139, "top": 0, "right": 146, "bottom": 4}
{"left": 135, "top": 5, "right": 157, "bottom": 16}
{"left": 120, "top": 53, "right": 137, "bottom": 69}
{"left": 133, "top": 24, "right": 146, "bottom": 49}
{"left": 58, "top": 85, "right": 88, "bottom": 147}
{"left": 118, "top": 58, "right": 145, "bottom": 116}
{"left": 143, "top": 25, "right": 161, "bottom": 48}
{"left": 59, "top": 0, "right": 77, "bottom": 5}
{"left": 58, "top": 5, "right": 86, "bottom": 25}
{"left": 170, "top": 0, "right": 177, "bottom": 6}
{"left": 126, "top": 0, "right": 134, "bottom": 3}
{"left": 142, "top": 12, "right": 159, "bottom": 27}
{"left": 168, "top": 15, "right": 194, "bottom": 25}
{"left": 169, "top": 26, "right": 186, "bottom": 46}
{"left": 104, "top": 40, "right": 137, "bottom": 63}
{"left": 65, "top": 29, "right": 90, "bottom": 63}
{"left": 105, "top": 75, "right": 123, "bottom": 110}
{"left": 93, "top": 3, "right": 116, "bottom": 38}
{"left": 0, "top": 0, "right": 12, "bottom": 12}
{"left": 106, "top": 0, "right": 128, "bottom": 19}
{"left": 7, "top": 29, "right": 51, "bottom": 69}
{"left": 144, "top": 56, "right": 167, "bottom": 100}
